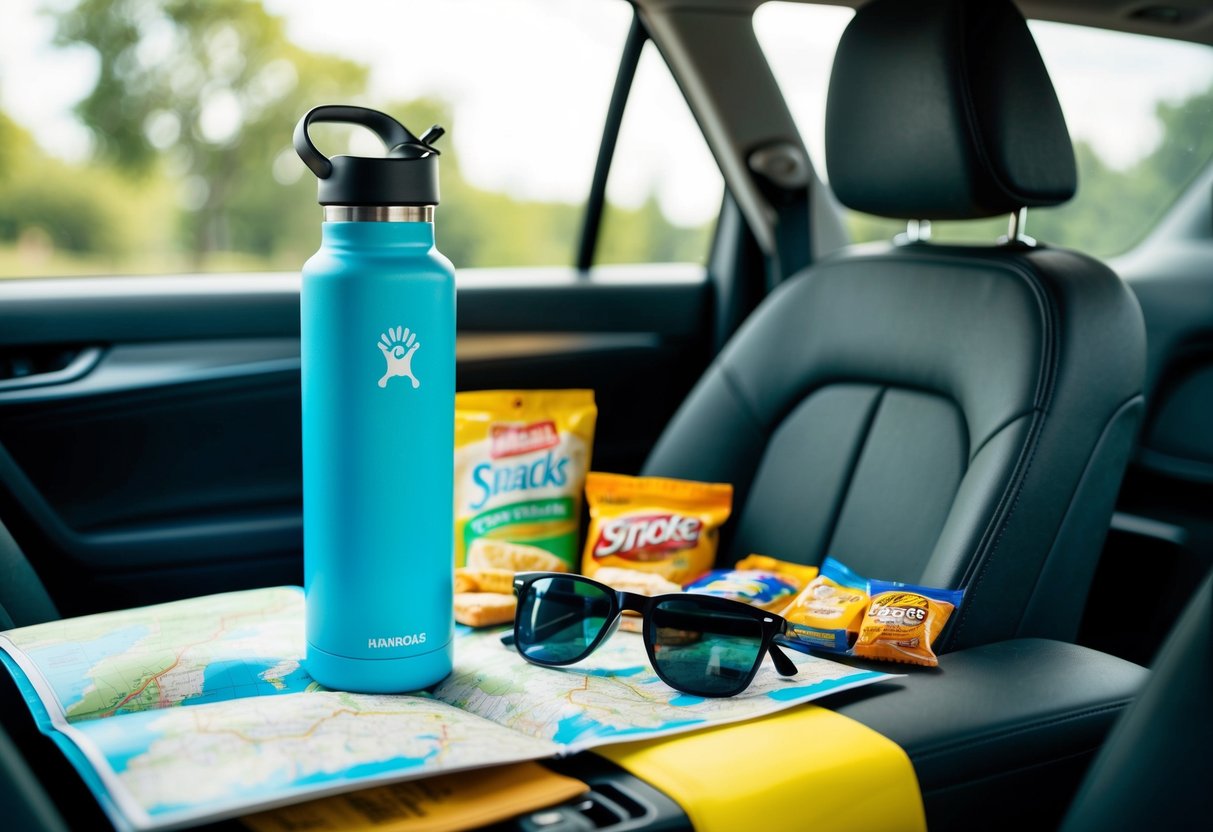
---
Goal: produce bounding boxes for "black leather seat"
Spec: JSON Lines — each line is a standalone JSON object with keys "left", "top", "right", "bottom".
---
{"left": 1060, "top": 572, "right": 1213, "bottom": 830}
{"left": 644, "top": 0, "right": 1146, "bottom": 649}
{"left": 0, "top": 518, "right": 57, "bottom": 630}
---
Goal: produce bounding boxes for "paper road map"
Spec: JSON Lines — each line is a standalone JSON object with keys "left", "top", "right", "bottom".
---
{"left": 0, "top": 587, "right": 891, "bottom": 831}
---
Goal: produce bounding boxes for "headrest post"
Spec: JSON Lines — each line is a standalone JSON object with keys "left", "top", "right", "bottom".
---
{"left": 1003, "top": 207, "right": 1037, "bottom": 247}
{"left": 895, "top": 219, "right": 932, "bottom": 246}
{"left": 1008, "top": 207, "right": 1025, "bottom": 240}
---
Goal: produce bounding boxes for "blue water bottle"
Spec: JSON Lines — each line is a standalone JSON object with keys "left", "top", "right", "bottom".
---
{"left": 295, "top": 106, "right": 454, "bottom": 692}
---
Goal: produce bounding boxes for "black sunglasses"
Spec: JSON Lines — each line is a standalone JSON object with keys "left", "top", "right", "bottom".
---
{"left": 507, "top": 571, "right": 805, "bottom": 697}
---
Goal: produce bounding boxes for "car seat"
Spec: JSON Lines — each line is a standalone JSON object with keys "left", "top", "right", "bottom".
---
{"left": 0, "top": 517, "right": 57, "bottom": 630}
{"left": 643, "top": 0, "right": 1146, "bottom": 649}
{"left": 1059, "top": 571, "right": 1212, "bottom": 829}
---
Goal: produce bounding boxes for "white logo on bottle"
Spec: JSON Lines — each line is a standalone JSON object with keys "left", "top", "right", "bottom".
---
{"left": 377, "top": 326, "right": 421, "bottom": 389}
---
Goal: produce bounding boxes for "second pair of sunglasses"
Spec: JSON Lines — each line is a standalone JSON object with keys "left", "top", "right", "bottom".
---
{"left": 507, "top": 571, "right": 808, "bottom": 697}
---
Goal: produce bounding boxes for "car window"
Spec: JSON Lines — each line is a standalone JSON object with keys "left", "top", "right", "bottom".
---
{"left": 755, "top": 2, "right": 1213, "bottom": 257}
{"left": 596, "top": 42, "right": 723, "bottom": 265}
{"left": 0, "top": 0, "right": 716, "bottom": 277}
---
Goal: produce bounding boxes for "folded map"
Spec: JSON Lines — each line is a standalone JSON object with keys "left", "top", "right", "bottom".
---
{"left": 0, "top": 586, "right": 890, "bottom": 831}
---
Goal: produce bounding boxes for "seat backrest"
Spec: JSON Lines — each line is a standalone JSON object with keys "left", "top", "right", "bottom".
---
{"left": 0, "top": 518, "right": 57, "bottom": 630}
{"left": 1060, "top": 573, "right": 1212, "bottom": 829}
{"left": 643, "top": 0, "right": 1145, "bottom": 649}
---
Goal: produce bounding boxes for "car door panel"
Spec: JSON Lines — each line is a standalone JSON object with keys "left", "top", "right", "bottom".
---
{"left": 0, "top": 268, "right": 710, "bottom": 615}
{"left": 1080, "top": 245, "right": 1213, "bottom": 664}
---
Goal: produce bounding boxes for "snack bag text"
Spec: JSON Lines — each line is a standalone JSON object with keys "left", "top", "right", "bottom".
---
{"left": 582, "top": 473, "right": 733, "bottom": 584}
{"left": 454, "top": 390, "right": 596, "bottom": 569}
{"left": 854, "top": 581, "right": 964, "bottom": 667}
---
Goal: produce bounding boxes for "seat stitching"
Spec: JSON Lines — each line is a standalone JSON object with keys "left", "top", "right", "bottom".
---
{"left": 820, "top": 386, "right": 887, "bottom": 560}
{"left": 967, "top": 407, "right": 1037, "bottom": 466}
{"left": 909, "top": 701, "right": 1134, "bottom": 761}
{"left": 1015, "top": 394, "right": 1144, "bottom": 638}
{"left": 810, "top": 254, "right": 1060, "bottom": 625}
{"left": 948, "top": 256, "right": 1059, "bottom": 644}
{"left": 953, "top": 1, "right": 1027, "bottom": 210}
{"left": 734, "top": 251, "right": 1067, "bottom": 645}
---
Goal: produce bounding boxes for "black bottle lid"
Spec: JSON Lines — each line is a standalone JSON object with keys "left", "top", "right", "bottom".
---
{"left": 294, "top": 105, "right": 443, "bottom": 206}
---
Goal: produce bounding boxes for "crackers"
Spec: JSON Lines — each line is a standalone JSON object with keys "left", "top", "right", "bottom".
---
{"left": 593, "top": 567, "right": 681, "bottom": 597}
{"left": 453, "top": 567, "right": 515, "bottom": 594}
{"left": 467, "top": 539, "right": 568, "bottom": 573}
{"left": 593, "top": 566, "right": 682, "bottom": 634}
{"left": 454, "top": 540, "right": 569, "bottom": 629}
{"left": 453, "top": 592, "right": 517, "bottom": 628}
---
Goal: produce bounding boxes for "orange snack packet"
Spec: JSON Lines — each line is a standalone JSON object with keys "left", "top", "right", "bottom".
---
{"left": 853, "top": 582, "right": 963, "bottom": 667}
{"left": 582, "top": 473, "right": 733, "bottom": 584}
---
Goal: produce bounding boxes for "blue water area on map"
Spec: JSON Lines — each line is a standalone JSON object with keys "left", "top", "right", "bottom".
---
{"left": 579, "top": 665, "right": 648, "bottom": 678}
{"left": 668, "top": 693, "right": 706, "bottom": 707}
{"left": 145, "top": 750, "right": 444, "bottom": 818}
{"left": 181, "top": 658, "right": 313, "bottom": 707}
{"left": 23, "top": 624, "right": 152, "bottom": 713}
{"left": 767, "top": 670, "right": 886, "bottom": 701}
{"left": 295, "top": 747, "right": 439, "bottom": 786}
{"left": 77, "top": 704, "right": 444, "bottom": 818}
{"left": 141, "top": 757, "right": 303, "bottom": 818}
{"left": 76, "top": 707, "right": 166, "bottom": 774}
{"left": 552, "top": 712, "right": 704, "bottom": 745}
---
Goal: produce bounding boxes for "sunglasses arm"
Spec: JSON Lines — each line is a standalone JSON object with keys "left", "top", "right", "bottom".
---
{"left": 767, "top": 639, "right": 800, "bottom": 677}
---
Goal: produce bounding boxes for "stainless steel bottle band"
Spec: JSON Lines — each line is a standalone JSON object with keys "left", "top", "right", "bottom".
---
{"left": 324, "top": 206, "right": 435, "bottom": 222}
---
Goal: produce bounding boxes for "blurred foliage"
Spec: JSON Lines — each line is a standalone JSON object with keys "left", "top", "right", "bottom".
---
{"left": 0, "top": 112, "right": 176, "bottom": 267}
{"left": 53, "top": 0, "right": 367, "bottom": 266}
{"left": 598, "top": 195, "right": 716, "bottom": 265}
{"left": 0, "top": 0, "right": 1208, "bottom": 277}
{"left": 847, "top": 81, "right": 1213, "bottom": 256}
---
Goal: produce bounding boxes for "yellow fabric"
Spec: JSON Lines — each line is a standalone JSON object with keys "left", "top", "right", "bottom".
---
{"left": 240, "top": 761, "right": 587, "bottom": 832}
{"left": 597, "top": 705, "right": 926, "bottom": 832}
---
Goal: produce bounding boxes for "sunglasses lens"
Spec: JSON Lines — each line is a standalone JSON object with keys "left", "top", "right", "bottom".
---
{"left": 649, "top": 598, "right": 765, "bottom": 696}
{"left": 516, "top": 576, "right": 613, "bottom": 664}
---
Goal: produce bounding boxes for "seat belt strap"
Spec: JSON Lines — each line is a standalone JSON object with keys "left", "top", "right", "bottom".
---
{"left": 749, "top": 141, "right": 813, "bottom": 290}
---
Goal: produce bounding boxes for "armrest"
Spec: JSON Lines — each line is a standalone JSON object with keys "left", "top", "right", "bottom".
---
{"left": 504, "top": 639, "right": 1145, "bottom": 832}
{"left": 828, "top": 638, "right": 1148, "bottom": 830}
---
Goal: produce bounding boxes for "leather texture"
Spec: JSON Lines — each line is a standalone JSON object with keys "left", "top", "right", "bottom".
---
{"left": 0, "top": 518, "right": 56, "bottom": 629}
{"left": 644, "top": 241, "right": 1145, "bottom": 648}
{"left": 828, "top": 638, "right": 1147, "bottom": 831}
{"left": 1061, "top": 573, "right": 1213, "bottom": 830}
{"left": 825, "top": 0, "right": 1076, "bottom": 219}
{"left": 0, "top": 724, "right": 67, "bottom": 832}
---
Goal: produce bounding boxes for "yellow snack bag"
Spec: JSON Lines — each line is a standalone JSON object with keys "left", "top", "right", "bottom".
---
{"left": 582, "top": 473, "right": 733, "bottom": 584}
{"left": 781, "top": 557, "right": 870, "bottom": 653}
{"left": 454, "top": 390, "right": 596, "bottom": 569}
{"left": 854, "top": 582, "right": 963, "bottom": 667}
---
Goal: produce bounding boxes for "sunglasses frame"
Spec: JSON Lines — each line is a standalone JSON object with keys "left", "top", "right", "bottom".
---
{"left": 510, "top": 571, "right": 803, "bottom": 697}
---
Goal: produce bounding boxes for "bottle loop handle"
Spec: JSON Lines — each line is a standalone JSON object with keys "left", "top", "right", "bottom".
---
{"left": 294, "top": 105, "right": 439, "bottom": 180}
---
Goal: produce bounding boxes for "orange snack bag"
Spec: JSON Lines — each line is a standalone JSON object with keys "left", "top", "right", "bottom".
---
{"left": 853, "top": 582, "right": 963, "bottom": 667}
{"left": 582, "top": 473, "right": 733, "bottom": 584}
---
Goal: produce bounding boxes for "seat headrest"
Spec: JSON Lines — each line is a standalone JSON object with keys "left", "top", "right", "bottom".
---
{"left": 825, "top": 0, "right": 1076, "bottom": 220}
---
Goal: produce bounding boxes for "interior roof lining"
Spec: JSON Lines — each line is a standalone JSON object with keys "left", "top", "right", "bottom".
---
{"left": 639, "top": 0, "right": 1213, "bottom": 48}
